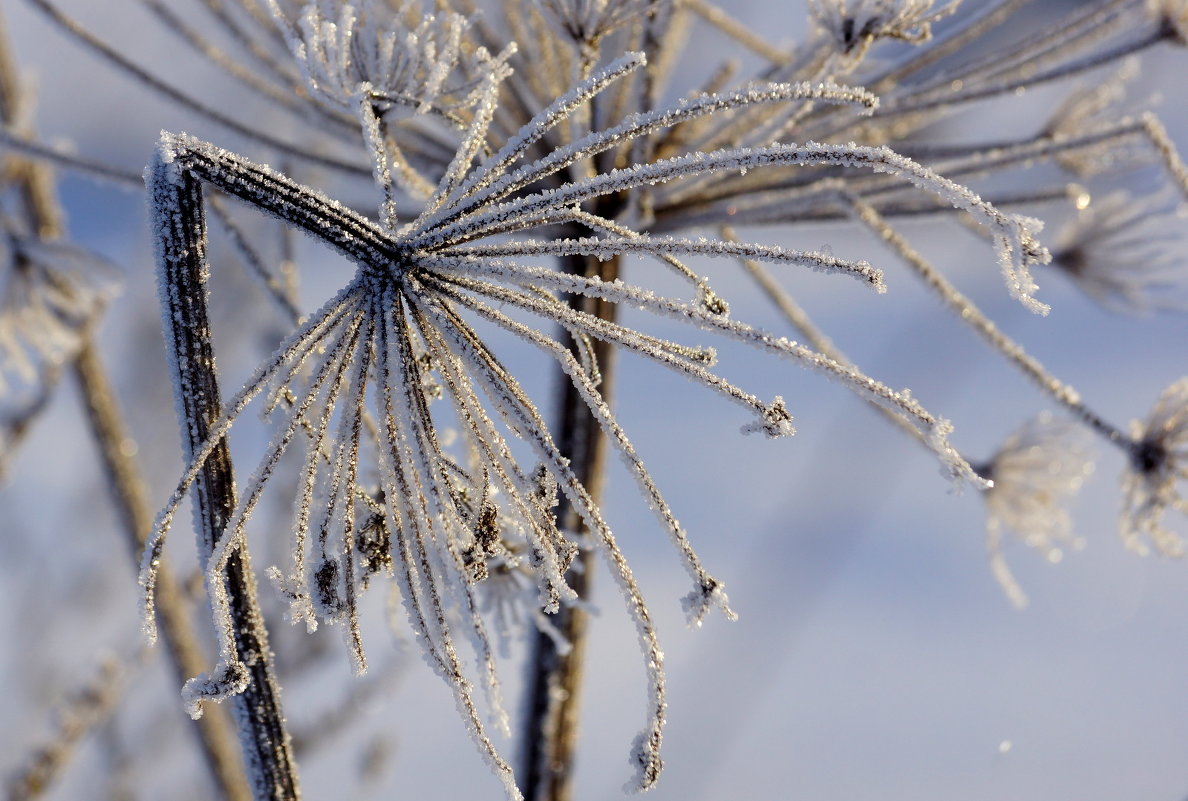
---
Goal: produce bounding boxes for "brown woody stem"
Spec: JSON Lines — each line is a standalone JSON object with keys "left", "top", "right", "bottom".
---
{"left": 153, "top": 158, "right": 300, "bottom": 801}
{"left": 518, "top": 252, "right": 619, "bottom": 801}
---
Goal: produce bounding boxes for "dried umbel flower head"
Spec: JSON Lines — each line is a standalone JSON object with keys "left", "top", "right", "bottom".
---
{"left": 0, "top": 220, "right": 119, "bottom": 474}
{"left": 1050, "top": 190, "right": 1188, "bottom": 314}
{"left": 976, "top": 414, "right": 1095, "bottom": 608}
{"left": 0, "top": 219, "right": 119, "bottom": 404}
{"left": 1042, "top": 63, "right": 1143, "bottom": 176}
{"left": 138, "top": 51, "right": 1001, "bottom": 797}
{"left": 278, "top": 0, "right": 510, "bottom": 117}
{"left": 1149, "top": 0, "right": 1188, "bottom": 45}
{"left": 1121, "top": 378, "right": 1188, "bottom": 557}
{"left": 535, "top": 0, "right": 660, "bottom": 44}
{"left": 808, "top": 0, "right": 959, "bottom": 56}
{"left": 275, "top": 0, "right": 518, "bottom": 231}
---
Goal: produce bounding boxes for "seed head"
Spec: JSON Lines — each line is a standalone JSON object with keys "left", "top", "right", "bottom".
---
{"left": 1120, "top": 379, "right": 1188, "bottom": 556}
{"left": 977, "top": 413, "right": 1094, "bottom": 608}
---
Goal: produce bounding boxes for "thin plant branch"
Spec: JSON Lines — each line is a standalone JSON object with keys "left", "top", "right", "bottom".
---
{"left": 150, "top": 153, "right": 300, "bottom": 801}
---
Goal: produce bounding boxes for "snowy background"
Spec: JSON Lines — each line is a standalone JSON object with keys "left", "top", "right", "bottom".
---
{"left": 3, "top": 1, "right": 1188, "bottom": 800}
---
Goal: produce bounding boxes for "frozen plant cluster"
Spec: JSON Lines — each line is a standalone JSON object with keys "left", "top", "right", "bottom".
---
{"left": 0, "top": 221, "right": 118, "bottom": 472}
{"left": 1, "top": 1, "right": 1187, "bottom": 800}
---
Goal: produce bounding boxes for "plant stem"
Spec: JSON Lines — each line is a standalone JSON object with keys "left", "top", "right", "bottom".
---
{"left": 519, "top": 253, "right": 619, "bottom": 801}
{"left": 72, "top": 345, "right": 254, "bottom": 801}
{"left": 842, "top": 193, "right": 1132, "bottom": 450}
{"left": 6, "top": 653, "right": 138, "bottom": 800}
{"left": 154, "top": 163, "right": 300, "bottom": 801}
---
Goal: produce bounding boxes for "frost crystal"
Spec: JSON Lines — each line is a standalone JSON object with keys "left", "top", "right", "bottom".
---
{"left": 976, "top": 414, "right": 1095, "bottom": 608}
{"left": 739, "top": 396, "right": 796, "bottom": 438}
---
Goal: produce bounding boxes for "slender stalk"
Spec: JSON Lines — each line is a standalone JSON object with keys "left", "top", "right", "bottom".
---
{"left": 842, "top": 193, "right": 1131, "bottom": 450}
{"left": 6, "top": 653, "right": 139, "bottom": 801}
{"left": 682, "top": 0, "right": 787, "bottom": 64}
{"left": 878, "top": 28, "right": 1166, "bottom": 119}
{"left": 72, "top": 345, "right": 254, "bottom": 801}
{"left": 0, "top": 9, "right": 251, "bottom": 800}
{"left": 153, "top": 161, "right": 300, "bottom": 801}
{"left": 519, "top": 253, "right": 619, "bottom": 801}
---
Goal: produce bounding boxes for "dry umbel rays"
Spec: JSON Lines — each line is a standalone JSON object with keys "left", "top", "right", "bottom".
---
{"left": 133, "top": 49, "right": 1028, "bottom": 796}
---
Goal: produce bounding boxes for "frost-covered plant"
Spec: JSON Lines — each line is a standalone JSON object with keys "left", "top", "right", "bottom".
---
{"left": 0, "top": 213, "right": 119, "bottom": 471}
{"left": 139, "top": 50, "right": 996, "bottom": 795}
{"left": 1051, "top": 190, "right": 1188, "bottom": 314}
{"left": 5, "top": 1, "right": 1188, "bottom": 800}
{"left": 974, "top": 414, "right": 1095, "bottom": 609}
{"left": 0, "top": 221, "right": 117, "bottom": 381}
{"left": 808, "top": 0, "right": 957, "bottom": 57}
{"left": 1121, "top": 378, "right": 1188, "bottom": 557}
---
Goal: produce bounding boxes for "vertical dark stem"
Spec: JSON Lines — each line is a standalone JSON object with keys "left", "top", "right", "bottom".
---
{"left": 519, "top": 252, "right": 619, "bottom": 801}
{"left": 154, "top": 166, "right": 300, "bottom": 801}
{"left": 0, "top": 9, "right": 251, "bottom": 801}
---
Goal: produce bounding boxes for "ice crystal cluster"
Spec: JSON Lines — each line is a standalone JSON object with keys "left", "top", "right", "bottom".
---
{"left": 5, "top": 0, "right": 1188, "bottom": 798}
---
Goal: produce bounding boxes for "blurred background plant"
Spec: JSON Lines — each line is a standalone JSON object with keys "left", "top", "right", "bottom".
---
{"left": 1, "top": 1, "right": 1187, "bottom": 800}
